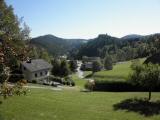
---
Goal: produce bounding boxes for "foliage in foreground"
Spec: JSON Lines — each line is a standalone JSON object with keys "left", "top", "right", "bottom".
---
{"left": 1, "top": 89, "right": 160, "bottom": 120}
{"left": 0, "top": 80, "right": 28, "bottom": 99}
{"left": 0, "top": 0, "right": 29, "bottom": 99}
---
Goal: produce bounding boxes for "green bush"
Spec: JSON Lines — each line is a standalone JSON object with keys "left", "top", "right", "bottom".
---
{"left": 32, "top": 80, "right": 37, "bottom": 84}
{"left": 63, "top": 77, "right": 75, "bottom": 86}
{"left": 66, "top": 80, "right": 70, "bottom": 85}
{"left": 49, "top": 76, "right": 62, "bottom": 84}
{"left": 84, "top": 81, "right": 95, "bottom": 91}
{"left": 93, "top": 80, "right": 142, "bottom": 92}
{"left": 8, "top": 74, "right": 24, "bottom": 83}
{"left": 104, "top": 54, "right": 113, "bottom": 70}
{"left": 71, "top": 81, "right": 75, "bottom": 86}
{"left": 129, "top": 63, "right": 160, "bottom": 100}
{"left": 92, "top": 60, "right": 102, "bottom": 73}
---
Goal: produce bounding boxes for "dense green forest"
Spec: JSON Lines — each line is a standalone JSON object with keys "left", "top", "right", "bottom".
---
{"left": 75, "top": 34, "right": 160, "bottom": 62}
{"left": 31, "top": 33, "right": 160, "bottom": 62}
{"left": 31, "top": 35, "right": 87, "bottom": 56}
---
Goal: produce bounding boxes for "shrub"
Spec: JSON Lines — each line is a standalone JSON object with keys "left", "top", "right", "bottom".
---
{"left": 61, "top": 77, "right": 75, "bottom": 86}
{"left": 32, "top": 80, "right": 37, "bottom": 84}
{"left": 62, "top": 80, "right": 66, "bottom": 85}
{"left": 92, "top": 61, "right": 102, "bottom": 73}
{"left": 93, "top": 80, "right": 143, "bottom": 92}
{"left": 85, "top": 80, "right": 95, "bottom": 91}
{"left": 8, "top": 74, "right": 24, "bottom": 83}
{"left": 0, "top": 74, "right": 7, "bottom": 83}
{"left": 49, "top": 76, "right": 62, "bottom": 84}
{"left": 129, "top": 63, "right": 160, "bottom": 100}
{"left": 104, "top": 54, "right": 113, "bottom": 70}
{"left": 20, "top": 79, "right": 27, "bottom": 84}
{"left": 71, "top": 81, "right": 75, "bottom": 86}
{"left": 66, "top": 80, "right": 70, "bottom": 85}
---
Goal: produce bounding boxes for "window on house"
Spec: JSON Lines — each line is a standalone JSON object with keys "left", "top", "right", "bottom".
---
{"left": 35, "top": 73, "right": 37, "bottom": 78}
{"left": 23, "top": 67, "right": 26, "bottom": 70}
{"left": 40, "top": 72, "right": 43, "bottom": 76}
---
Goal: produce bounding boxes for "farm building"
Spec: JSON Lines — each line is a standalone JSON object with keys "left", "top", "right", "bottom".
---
{"left": 81, "top": 56, "right": 101, "bottom": 70}
{"left": 21, "top": 59, "right": 52, "bottom": 83}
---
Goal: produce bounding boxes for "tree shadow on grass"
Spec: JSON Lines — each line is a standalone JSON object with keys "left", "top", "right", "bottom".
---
{"left": 113, "top": 98, "right": 160, "bottom": 117}
{"left": 0, "top": 115, "right": 4, "bottom": 120}
{"left": 0, "top": 101, "right": 4, "bottom": 120}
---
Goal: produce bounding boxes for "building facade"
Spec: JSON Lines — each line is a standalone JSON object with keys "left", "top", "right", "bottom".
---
{"left": 21, "top": 59, "right": 52, "bottom": 83}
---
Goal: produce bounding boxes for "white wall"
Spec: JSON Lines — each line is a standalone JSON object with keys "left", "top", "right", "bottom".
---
{"left": 22, "top": 66, "right": 51, "bottom": 82}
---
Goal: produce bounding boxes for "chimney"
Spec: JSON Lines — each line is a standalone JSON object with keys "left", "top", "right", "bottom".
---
{"left": 26, "top": 58, "right": 32, "bottom": 63}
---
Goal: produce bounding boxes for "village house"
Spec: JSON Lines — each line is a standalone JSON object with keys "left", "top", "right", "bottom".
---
{"left": 21, "top": 59, "right": 52, "bottom": 83}
{"left": 81, "top": 56, "right": 101, "bottom": 70}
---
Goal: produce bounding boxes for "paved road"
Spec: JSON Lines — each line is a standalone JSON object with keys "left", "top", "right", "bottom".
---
{"left": 76, "top": 61, "right": 95, "bottom": 82}
{"left": 76, "top": 61, "right": 84, "bottom": 78}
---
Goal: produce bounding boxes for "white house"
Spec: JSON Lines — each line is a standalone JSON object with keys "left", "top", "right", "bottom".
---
{"left": 21, "top": 59, "right": 52, "bottom": 83}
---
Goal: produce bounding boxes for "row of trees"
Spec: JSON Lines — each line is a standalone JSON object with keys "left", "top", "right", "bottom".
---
{"left": 91, "top": 54, "right": 113, "bottom": 73}
{"left": 51, "top": 59, "right": 78, "bottom": 77}
{"left": 75, "top": 34, "right": 160, "bottom": 62}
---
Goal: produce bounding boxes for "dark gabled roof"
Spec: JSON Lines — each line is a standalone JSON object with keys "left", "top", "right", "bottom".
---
{"left": 21, "top": 59, "right": 52, "bottom": 72}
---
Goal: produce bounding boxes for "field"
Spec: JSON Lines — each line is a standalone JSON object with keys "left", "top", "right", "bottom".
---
{"left": 1, "top": 58, "right": 160, "bottom": 120}
{"left": 93, "top": 61, "right": 132, "bottom": 81}
{"left": 90, "top": 58, "right": 145, "bottom": 82}
{"left": 1, "top": 89, "right": 160, "bottom": 120}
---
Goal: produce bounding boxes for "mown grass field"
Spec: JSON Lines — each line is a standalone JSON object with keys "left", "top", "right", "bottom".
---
{"left": 1, "top": 58, "right": 160, "bottom": 120}
{"left": 92, "top": 58, "right": 145, "bottom": 82}
{"left": 93, "top": 61, "right": 132, "bottom": 81}
{"left": 1, "top": 89, "right": 160, "bottom": 120}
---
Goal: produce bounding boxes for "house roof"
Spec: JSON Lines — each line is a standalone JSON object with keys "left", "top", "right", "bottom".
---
{"left": 21, "top": 59, "right": 52, "bottom": 72}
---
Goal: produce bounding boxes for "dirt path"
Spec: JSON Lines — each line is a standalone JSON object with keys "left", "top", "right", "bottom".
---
{"left": 24, "top": 85, "right": 62, "bottom": 91}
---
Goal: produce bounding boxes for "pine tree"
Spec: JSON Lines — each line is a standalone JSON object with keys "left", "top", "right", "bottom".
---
{"left": 104, "top": 54, "right": 113, "bottom": 70}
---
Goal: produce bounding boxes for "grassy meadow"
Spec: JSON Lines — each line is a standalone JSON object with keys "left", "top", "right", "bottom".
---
{"left": 90, "top": 58, "right": 145, "bottom": 82}
{"left": 1, "top": 58, "right": 160, "bottom": 120}
{"left": 93, "top": 61, "right": 132, "bottom": 82}
{"left": 1, "top": 89, "right": 160, "bottom": 120}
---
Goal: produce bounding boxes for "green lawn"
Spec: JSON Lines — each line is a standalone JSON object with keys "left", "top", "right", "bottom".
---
{"left": 2, "top": 58, "right": 159, "bottom": 120}
{"left": 93, "top": 58, "right": 145, "bottom": 82}
{"left": 0, "top": 89, "right": 160, "bottom": 120}
{"left": 71, "top": 74, "right": 86, "bottom": 89}
{"left": 94, "top": 61, "right": 132, "bottom": 81}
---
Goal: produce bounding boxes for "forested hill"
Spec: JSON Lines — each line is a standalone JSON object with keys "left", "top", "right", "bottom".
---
{"left": 31, "top": 33, "right": 160, "bottom": 62}
{"left": 31, "top": 35, "right": 87, "bottom": 56}
{"left": 76, "top": 34, "right": 160, "bottom": 62}
{"left": 121, "top": 34, "right": 143, "bottom": 40}
{"left": 77, "top": 34, "right": 120, "bottom": 58}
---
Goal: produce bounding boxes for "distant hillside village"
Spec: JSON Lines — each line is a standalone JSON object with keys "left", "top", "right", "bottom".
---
{"left": 20, "top": 56, "right": 104, "bottom": 86}
{"left": 20, "top": 52, "right": 160, "bottom": 87}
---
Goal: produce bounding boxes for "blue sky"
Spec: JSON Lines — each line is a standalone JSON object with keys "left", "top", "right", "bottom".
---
{"left": 6, "top": 0, "right": 160, "bottom": 39}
